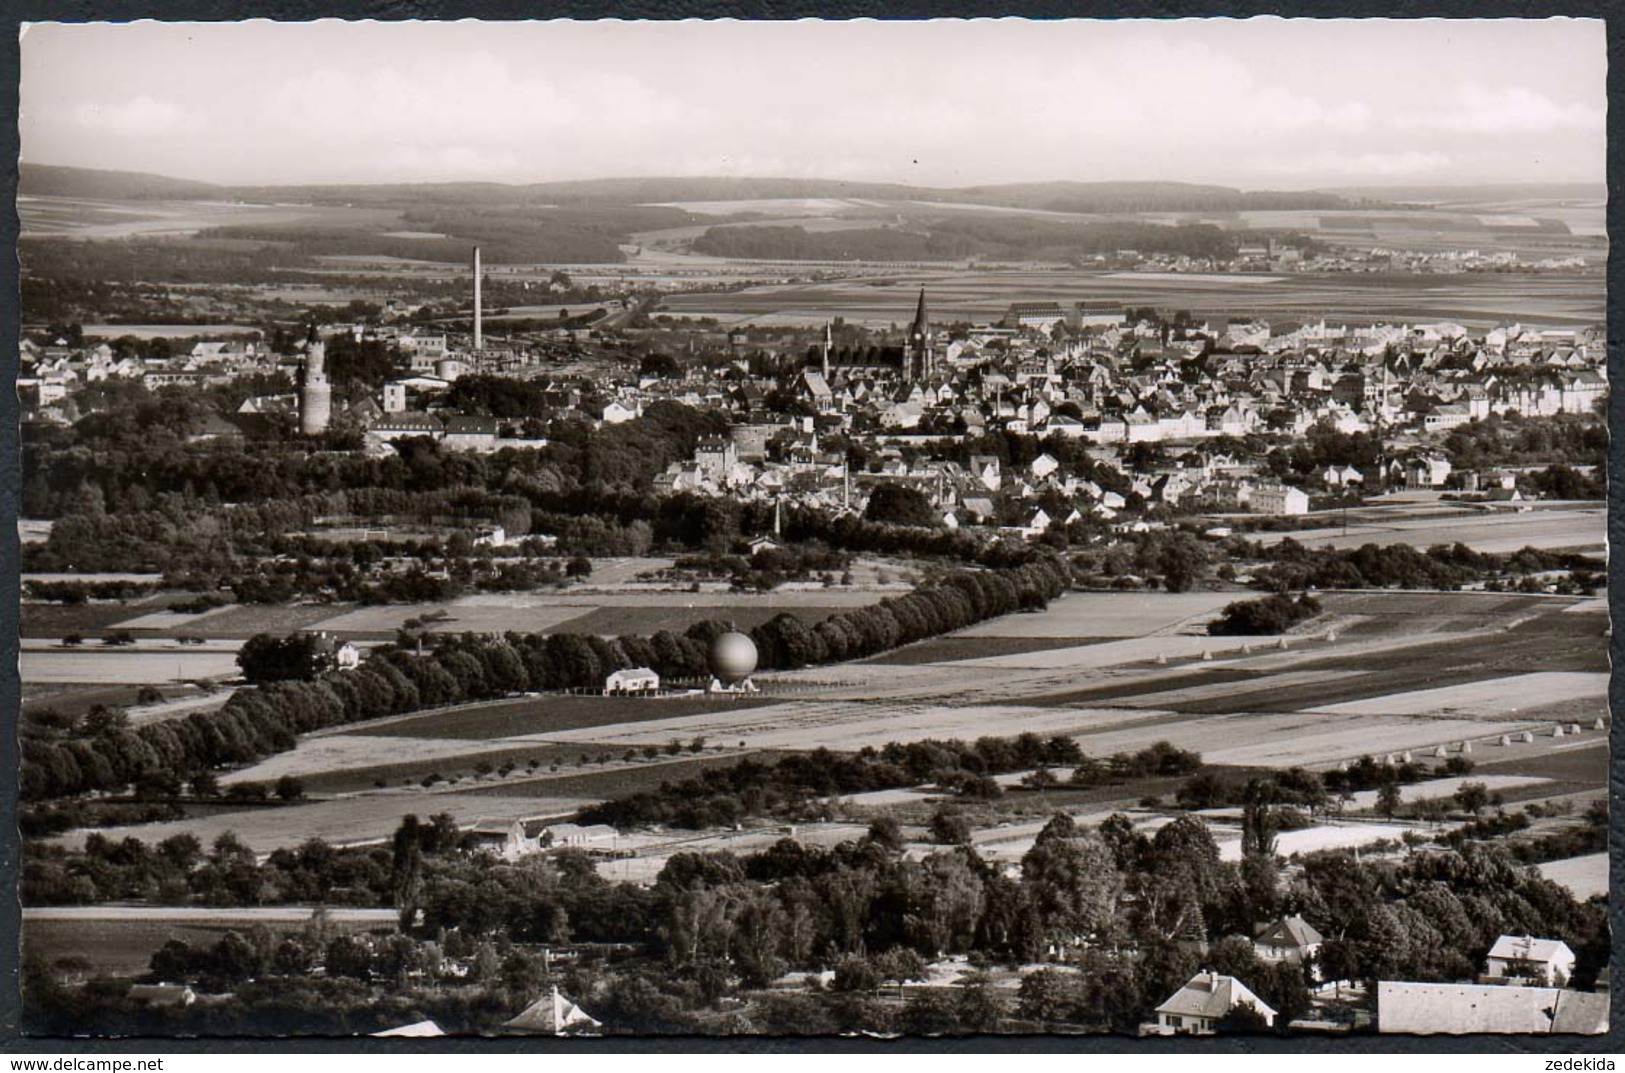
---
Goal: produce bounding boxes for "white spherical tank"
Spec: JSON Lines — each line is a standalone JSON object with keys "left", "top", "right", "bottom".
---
{"left": 709, "top": 631, "right": 758, "bottom": 683}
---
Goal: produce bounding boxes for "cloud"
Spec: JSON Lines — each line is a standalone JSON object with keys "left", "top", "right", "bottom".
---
{"left": 1398, "top": 85, "right": 1604, "bottom": 134}
{"left": 1257, "top": 150, "right": 1454, "bottom": 179}
{"left": 71, "top": 94, "right": 182, "bottom": 136}
{"left": 19, "top": 20, "right": 1605, "bottom": 187}
{"left": 379, "top": 144, "right": 521, "bottom": 179}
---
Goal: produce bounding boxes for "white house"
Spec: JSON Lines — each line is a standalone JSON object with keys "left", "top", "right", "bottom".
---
{"left": 500, "top": 820, "right": 618, "bottom": 860}
{"left": 602, "top": 400, "right": 641, "bottom": 425}
{"left": 1250, "top": 484, "right": 1311, "bottom": 516}
{"left": 604, "top": 667, "right": 660, "bottom": 695}
{"left": 1149, "top": 973, "right": 1277, "bottom": 1035}
{"left": 1485, "top": 935, "right": 1576, "bottom": 987}
{"left": 538, "top": 822, "right": 618, "bottom": 849}
{"left": 1405, "top": 456, "right": 1453, "bottom": 489}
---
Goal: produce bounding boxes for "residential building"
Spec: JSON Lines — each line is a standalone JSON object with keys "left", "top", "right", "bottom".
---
{"left": 1485, "top": 936, "right": 1576, "bottom": 987}
{"left": 1150, "top": 973, "right": 1278, "bottom": 1035}
{"left": 1250, "top": 484, "right": 1311, "bottom": 516}
{"left": 1253, "top": 915, "right": 1324, "bottom": 968}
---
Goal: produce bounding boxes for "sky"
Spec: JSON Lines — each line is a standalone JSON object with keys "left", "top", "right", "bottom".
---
{"left": 19, "top": 18, "right": 1607, "bottom": 190}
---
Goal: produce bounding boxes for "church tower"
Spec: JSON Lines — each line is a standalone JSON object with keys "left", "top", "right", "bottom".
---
{"left": 299, "top": 330, "right": 332, "bottom": 436}
{"left": 906, "top": 287, "right": 932, "bottom": 382}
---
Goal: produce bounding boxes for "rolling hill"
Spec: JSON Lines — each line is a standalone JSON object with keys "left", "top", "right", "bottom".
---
{"left": 20, "top": 163, "right": 1368, "bottom": 214}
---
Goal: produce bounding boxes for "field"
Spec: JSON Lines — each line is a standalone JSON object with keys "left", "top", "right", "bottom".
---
{"left": 863, "top": 636, "right": 1117, "bottom": 666}
{"left": 454, "top": 753, "right": 765, "bottom": 801}
{"left": 1340, "top": 775, "right": 1552, "bottom": 811}
{"left": 1251, "top": 502, "right": 1606, "bottom": 555}
{"left": 52, "top": 793, "right": 597, "bottom": 855}
{"left": 1215, "top": 823, "right": 1406, "bottom": 862}
{"left": 655, "top": 267, "right": 1604, "bottom": 330}
{"left": 40, "top": 585, "right": 1606, "bottom": 858}
{"left": 333, "top": 692, "right": 775, "bottom": 741}
{"left": 20, "top": 599, "right": 333, "bottom": 641}
{"left": 81, "top": 588, "right": 891, "bottom": 643}
{"left": 1306, "top": 671, "right": 1605, "bottom": 718}
{"left": 1536, "top": 854, "right": 1608, "bottom": 900}
{"left": 953, "top": 591, "right": 1240, "bottom": 639}
{"left": 22, "top": 908, "right": 397, "bottom": 978}
{"left": 17, "top": 195, "right": 396, "bottom": 240}
{"left": 19, "top": 646, "right": 242, "bottom": 685}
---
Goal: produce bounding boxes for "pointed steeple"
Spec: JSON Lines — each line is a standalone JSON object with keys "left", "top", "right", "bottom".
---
{"left": 907, "top": 288, "right": 931, "bottom": 382}
{"left": 909, "top": 287, "right": 929, "bottom": 341}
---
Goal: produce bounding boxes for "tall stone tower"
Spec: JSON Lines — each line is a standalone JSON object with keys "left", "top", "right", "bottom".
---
{"left": 906, "top": 287, "right": 932, "bottom": 382}
{"left": 300, "top": 335, "right": 332, "bottom": 436}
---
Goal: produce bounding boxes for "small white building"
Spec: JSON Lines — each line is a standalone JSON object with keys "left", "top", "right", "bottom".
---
{"left": 604, "top": 667, "right": 660, "bottom": 695}
{"left": 129, "top": 984, "right": 197, "bottom": 1007}
{"left": 602, "top": 400, "right": 641, "bottom": 425}
{"left": 539, "top": 822, "right": 618, "bottom": 849}
{"left": 1485, "top": 935, "right": 1576, "bottom": 987}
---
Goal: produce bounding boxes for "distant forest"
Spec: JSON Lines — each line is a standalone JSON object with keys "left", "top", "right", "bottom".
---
{"left": 690, "top": 219, "right": 1245, "bottom": 262}
{"left": 18, "top": 164, "right": 1375, "bottom": 213}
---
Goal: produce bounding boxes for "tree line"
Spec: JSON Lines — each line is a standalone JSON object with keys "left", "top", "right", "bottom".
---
{"left": 20, "top": 557, "right": 1068, "bottom": 801}
{"left": 580, "top": 734, "right": 1087, "bottom": 830}
{"left": 1248, "top": 538, "right": 1603, "bottom": 593}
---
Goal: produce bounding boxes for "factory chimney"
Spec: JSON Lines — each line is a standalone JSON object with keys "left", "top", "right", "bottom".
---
{"left": 472, "top": 246, "right": 483, "bottom": 353}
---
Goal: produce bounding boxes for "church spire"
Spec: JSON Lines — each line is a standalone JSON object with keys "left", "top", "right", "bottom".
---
{"left": 907, "top": 287, "right": 931, "bottom": 382}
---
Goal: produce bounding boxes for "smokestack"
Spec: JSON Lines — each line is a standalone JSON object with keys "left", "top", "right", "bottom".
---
{"left": 473, "top": 246, "right": 483, "bottom": 353}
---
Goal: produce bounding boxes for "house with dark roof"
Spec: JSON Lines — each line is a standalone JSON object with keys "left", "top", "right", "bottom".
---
{"left": 368, "top": 413, "right": 444, "bottom": 441}
{"left": 1253, "top": 915, "right": 1324, "bottom": 970}
{"left": 441, "top": 415, "right": 501, "bottom": 452}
